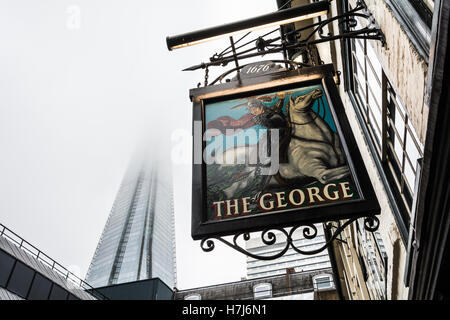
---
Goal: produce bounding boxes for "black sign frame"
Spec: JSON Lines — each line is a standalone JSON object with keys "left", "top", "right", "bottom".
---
{"left": 190, "top": 64, "right": 380, "bottom": 240}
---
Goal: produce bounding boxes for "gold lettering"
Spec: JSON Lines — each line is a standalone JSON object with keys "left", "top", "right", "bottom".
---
{"left": 275, "top": 192, "right": 288, "bottom": 208}
{"left": 259, "top": 193, "right": 274, "bottom": 210}
{"left": 241, "top": 197, "right": 251, "bottom": 214}
{"left": 226, "top": 199, "right": 239, "bottom": 216}
{"left": 212, "top": 201, "right": 225, "bottom": 217}
{"left": 323, "top": 183, "right": 339, "bottom": 200}
{"left": 288, "top": 189, "right": 305, "bottom": 206}
{"left": 340, "top": 182, "right": 354, "bottom": 199}
{"left": 307, "top": 187, "right": 325, "bottom": 203}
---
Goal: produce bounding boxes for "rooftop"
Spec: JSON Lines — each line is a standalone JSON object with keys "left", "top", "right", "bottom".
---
{"left": 0, "top": 223, "right": 108, "bottom": 300}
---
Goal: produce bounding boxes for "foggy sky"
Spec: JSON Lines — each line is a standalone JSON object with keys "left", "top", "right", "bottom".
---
{"left": 0, "top": 0, "right": 277, "bottom": 289}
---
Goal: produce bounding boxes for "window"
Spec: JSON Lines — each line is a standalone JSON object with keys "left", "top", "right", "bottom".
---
{"left": 184, "top": 293, "right": 202, "bottom": 300}
{"left": 28, "top": 273, "right": 52, "bottom": 300}
{"left": 6, "top": 261, "right": 34, "bottom": 298}
{"left": 48, "top": 285, "right": 69, "bottom": 300}
{"left": 357, "top": 221, "right": 387, "bottom": 300}
{"left": 253, "top": 283, "right": 272, "bottom": 299}
{"left": 0, "top": 250, "right": 15, "bottom": 287}
{"left": 344, "top": 10, "right": 424, "bottom": 241}
{"left": 384, "top": 88, "right": 424, "bottom": 225}
{"left": 352, "top": 37, "right": 383, "bottom": 149}
{"left": 313, "top": 275, "right": 333, "bottom": 290}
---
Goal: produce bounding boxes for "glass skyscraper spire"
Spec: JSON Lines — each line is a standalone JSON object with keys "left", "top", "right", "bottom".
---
{"left": 86, "top": 150, "right": 176, "bottom": 289}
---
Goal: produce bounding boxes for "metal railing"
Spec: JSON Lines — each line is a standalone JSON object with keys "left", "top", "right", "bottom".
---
{"left": 0, "top": 223, "right": 108, "bottom": 300}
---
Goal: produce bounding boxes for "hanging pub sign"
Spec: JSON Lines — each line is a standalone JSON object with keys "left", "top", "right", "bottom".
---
{"left": 191, "top": 64, "right": 380, "bottom": 240}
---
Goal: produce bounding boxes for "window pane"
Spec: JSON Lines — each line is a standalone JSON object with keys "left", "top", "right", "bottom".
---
{"left": 28, "top": 273, "right": 52, "bottom": 300}
{"left": 254, "top": 283, "right": 272, "bottom": 298}
{"left": 387, "top": 147, "right": 402, "bottom": 184}
{"left": 390, "top": 93, "right": 406, "bottom": 140}
{"left": 394, "top": 115, "right": 405, "bottom": 143}
{"left": 6, "top": 261, "right": 34, "bottom": 298}
{"left": 393, "top": 135, "right": 404, "bottom": 168}
{"left": 355, "top": 39, "right": 365, "bottom": 66}
{"left": 406, "top": 126, "right": 423, "bottom": 164}
{"left": 368, "top": 95, "right": 382, "bottom": 133}
{"left": 404, "top": 160, "right": 416, "bottom": 192}
{"left": 355, "top": 41, "right": 366, "bottom": 99}
{"left": 315, "top": 276, "right": 332, "bottom": 289}
{"left": 0, "top": 250, "right": 15, "bottom": 287}
{"left": 366, "top": 42, "right": 382, "bottom": 85}
{"left": 356, "top": 72, "right": 366, "bottom": 98}
{"left": 395, "top": 94, "right": 407, "bottom": 119}
{"left": 368, "top": 109, "right": 382, "bottom": 147}
{"left": 390, "top": 103, "right": 405, "bottom": 165}
{"left": 49, "top": 285, "right": 69, "bottom": 300}
{"left": 367, "top": 70, "right": 382, "bottom": 111}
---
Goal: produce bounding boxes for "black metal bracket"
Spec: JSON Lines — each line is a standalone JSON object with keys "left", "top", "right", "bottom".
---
{"left": 200, "top": 216, "right": 379, "bottom": 260}
{"left": 184, "top": 0, "right": 385, "bottom": 86}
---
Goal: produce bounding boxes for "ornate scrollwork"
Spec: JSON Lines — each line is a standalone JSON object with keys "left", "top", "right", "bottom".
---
{"left": 261, "top": 229, "right": 279, "bottom": 246}
{"left": 200, "top": 216, "right": 380, "bottom": 260}
{"left": 297, "top": 224, "right": 318, "bottom": 240}
{"left": 296, "top": 1, "right": 383, "bottom": 45}
{"left": 220, "top": 228, "right": 291, "bottom": 260}
{"left": 363, "top": 216, "right": 380, "bottom": 232}
{"left": 200, "top": 238, "right": 215, "bottom": 252}
{"left": 183, "top": 0, "right": 385, "bottom": 77}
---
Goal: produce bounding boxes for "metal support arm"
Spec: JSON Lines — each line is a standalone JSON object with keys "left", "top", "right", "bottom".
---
{"left": 200, "top": 216, "right": 379, "bottom": 260}
{"left": 183, "top": 0, "right": 384, "bottom": 76}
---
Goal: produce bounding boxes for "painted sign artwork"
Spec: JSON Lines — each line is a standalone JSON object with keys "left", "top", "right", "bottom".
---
{"left": 204, "top": 84, "right": 361, "bottom": 221}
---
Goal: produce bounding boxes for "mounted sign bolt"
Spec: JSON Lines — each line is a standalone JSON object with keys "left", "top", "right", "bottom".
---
{"left": 255, "top": 37, "right": 267, "bottom": 52}
{"left": 334, "top": 70, "right": 341, "bottom": 85}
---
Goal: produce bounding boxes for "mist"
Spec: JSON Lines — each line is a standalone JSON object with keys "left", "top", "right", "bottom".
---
{"left": 0, "top": 0, "right": 277, "bottom": 289}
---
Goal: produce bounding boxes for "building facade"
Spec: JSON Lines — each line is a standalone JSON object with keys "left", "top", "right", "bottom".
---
{"left": 174, "top": 268, "right": 337, "bottom": 300}
{"left": 275, "top": 0, "right": 447, "bottom": 300}
{"left": 91, "top": 278, "right": 174, "bottom": 300}
{"left": 246, "top": 225, "right": 331, "bottom": 279}
{"left": 85, "top": 150, "right": 176, "bottom": 289}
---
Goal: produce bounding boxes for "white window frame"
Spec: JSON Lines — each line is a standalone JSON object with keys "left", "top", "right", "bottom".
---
{"left": 313, "top": 274, "right": 334, "bottom": 290}
{"left": 253, "top": 283, "right": 272, "bottom": 299}
{"left": 184, "top": 293, "right": 202, "bottom": 300}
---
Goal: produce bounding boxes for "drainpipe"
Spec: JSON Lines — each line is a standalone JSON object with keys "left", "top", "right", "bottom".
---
{"left": 286, "top": 267, "right": 296, "bottom": 295}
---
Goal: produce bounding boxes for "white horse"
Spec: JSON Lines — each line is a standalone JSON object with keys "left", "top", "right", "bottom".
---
{"left": 278, "top": 89, "right": 350, "bottom": 184}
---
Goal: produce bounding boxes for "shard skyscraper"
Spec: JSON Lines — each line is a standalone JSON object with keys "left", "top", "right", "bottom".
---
{"left": 86, "top": 150, "right": 176, "bottom": 289}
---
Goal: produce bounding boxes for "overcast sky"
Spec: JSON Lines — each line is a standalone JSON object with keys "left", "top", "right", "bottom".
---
{"left": 0, "top": 0, "right": 280, "bottom": 289}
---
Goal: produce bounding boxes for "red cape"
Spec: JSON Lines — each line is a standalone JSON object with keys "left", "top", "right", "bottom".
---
{"left": 206, "top": 114, "right": 255, "bottom": 135}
